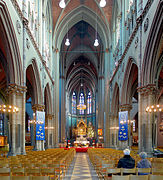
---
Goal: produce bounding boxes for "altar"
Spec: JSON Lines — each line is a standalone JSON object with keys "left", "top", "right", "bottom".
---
{"left": 74, "top": 119, "right": 89, "bottom": 147}
{"left": 74, "top": 135, "right": 89, "bottom": 147}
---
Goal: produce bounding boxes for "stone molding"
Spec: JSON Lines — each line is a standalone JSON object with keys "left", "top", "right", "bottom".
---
{"left": 137, "top": 84, "right": 156, "bottom": 95}
{"left": 119, "top": 104, "right": 132, "bottom": 111}
{"left": 99, "top": 76, "right": 104, "bottom": 79}
{"left": 46, "top": 114, "right": 53, "bottom": 120}
{"left": 110, "top": 0, "right": 154, "bottom": 83}
{"left": 6, "top": 84, "right": 27, "bottom": 95}
{"left": 10, "top": 0, "right": 54, "bottom": 85}
{"left": 32, "top": 104, "right": 45, "bottom": 112}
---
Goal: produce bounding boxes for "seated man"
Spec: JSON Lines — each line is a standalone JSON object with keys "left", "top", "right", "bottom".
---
{"left": 117, "top": 148, "right": 135, "bottom": 168}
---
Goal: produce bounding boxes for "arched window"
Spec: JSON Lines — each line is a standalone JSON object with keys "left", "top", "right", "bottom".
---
{"left": 72, "top": 92, "right": 76, "bottom": 114}
{"left": 87, "top": 92, "right": 92, "bottom": 114}
{"left": 116, "top": 17, "right": 120, "bottom": 45}
{"left": 79, "top": 93, "right": 84, "bottom": 115}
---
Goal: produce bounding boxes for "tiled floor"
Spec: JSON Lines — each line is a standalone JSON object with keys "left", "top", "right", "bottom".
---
{"left": 64, "top": 153, "right": 99, "bottom": 180}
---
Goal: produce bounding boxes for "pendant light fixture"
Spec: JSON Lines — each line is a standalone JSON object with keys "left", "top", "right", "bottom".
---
{"left": 59, "top": 0, "right": 66, "bottom": 8}
{"left": 65, "top": 23, "right": 70, "bottom": 46}
{"left": 94, "top": 9, "right": 99, "bottom": 47}
{"left": 99, "top": 0, "right": 106, "bottom": 7}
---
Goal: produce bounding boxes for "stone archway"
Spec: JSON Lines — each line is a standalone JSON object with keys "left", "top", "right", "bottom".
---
{"left": 110, "top": 83, "right": 119, "bottom": 148}
{"left": 44, "top": 83, "right": 53, "bottom": 148}
{"left": 0, "top": 1, "right": 25, "bottom": 156}
{"left": 121, "top": 58, "right": 138, "bottom": 149}
{"left": 26, "top": 60, "right": 44, "bottom": 151}
{"left": 138, "top": 1, "right": 163, "bottom": 154}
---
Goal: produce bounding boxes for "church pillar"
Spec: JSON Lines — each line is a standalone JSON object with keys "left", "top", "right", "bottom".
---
{"left": 137, "top": 85, "right": 156, "bottom": 154}
{"left": 45, "top": 114, "right": 53, "bottom": 149}
{"left": 98, "top": 75, "right": 105, "bottom": 142}
{"left": 7, "top": 84, "right": 27, "bottom": 156}
{"left": 108, "top": 114, "right": 114, "bottom": 147}
{"left": 65, "top": 94, "right": 69, "bottom": 139}
{"left": 53, "top": 49, "right": 59, "bottom": 147}
{"left": 32, "top": 104, "right": 45, "bottom": 151}
{"left": 60, "top": 75, "right": 66, "bottom": 143}
{"left": 119, "top": 104, "right": 132, "bottom": 150}
{"left": 104, "top": 49, "right": 110, "bottom": 148}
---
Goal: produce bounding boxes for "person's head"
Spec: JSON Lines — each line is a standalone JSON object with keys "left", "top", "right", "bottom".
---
{"left": 139, "top": 152, "right": 147, "bottom": 159}
{"left": 123, "top": 148, "right": 130, "bottom": 155}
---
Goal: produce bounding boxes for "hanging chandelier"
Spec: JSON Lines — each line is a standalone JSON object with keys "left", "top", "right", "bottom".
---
{"left": 146, "top": 104, "right": 163, "bottom": 112}
{"left": 59, "top": 0, "right": 66, "bottom": 8}
{"left": 65, "top": 23, "right": 70, "bottom": 46}
{"left": 0, "top": 104, "right": 19, "bottom": 113}
{"left": 65, "top": 38, "right": 70, "bottom": 46}
{"left": 99, "top": 0, "right": 106, "bottom": 7}
{"left": 94, "top": 8, "right": 99, "bottom": 47}
{"left": 77, "top": 104, "right": 86, "bottom": 110}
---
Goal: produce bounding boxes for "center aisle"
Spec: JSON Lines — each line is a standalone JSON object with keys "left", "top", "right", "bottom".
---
{"left": 64, "top": 152, "right": 99, "bottom": 180}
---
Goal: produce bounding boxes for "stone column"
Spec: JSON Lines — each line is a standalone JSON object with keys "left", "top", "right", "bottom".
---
{"left": 108, "top": 114, "right": 114, "bottom": 147}
{"left": 98, "top": 75, "right": 105, "bottom": 142}
{"left": 32, "top": 104, "right": 45, "bottom": 151}
{"left": 114, "top": 115, "right": 119, "bottom": 148}
{"left": 7, "top": 84, "right": 27, "bottom": 156}
{"left": 137, "top": 84, "right": 156, "bottom": 154}
{"left": 53, "top": 49, "right": 59, "bottom": 147}
{"left": 60, "top": 75, "right": 66, "bottom": 143}
{"left": 119, "top": 104, "right": 132, "bottom": 150}
{"left": 45, "top": 114, "right": 53, "bottom": 149}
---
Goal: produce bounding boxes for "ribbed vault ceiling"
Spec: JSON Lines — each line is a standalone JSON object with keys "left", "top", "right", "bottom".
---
{"left": 52, "top": 0, "right": 113, "bottom": 96}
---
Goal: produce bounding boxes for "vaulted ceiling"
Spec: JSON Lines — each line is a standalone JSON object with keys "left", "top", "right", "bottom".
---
{"left": 52, "top": 0, "right": 113, "bottom": 32}
{"left": 52, "top": 0, "right": 113, "bottom": 96}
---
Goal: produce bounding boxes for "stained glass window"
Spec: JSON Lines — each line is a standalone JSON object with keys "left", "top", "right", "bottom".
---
{"left": 72, "top": 92, "right": 76, "bottom": 114}
{"left": 0, "top": 113, "right": 4, "bottom": 135}
{"left": 87, "top": 92, "right": 92, "bottom": 114}
{"left": 79, "top": 93, "right": 84, "bottom": 114}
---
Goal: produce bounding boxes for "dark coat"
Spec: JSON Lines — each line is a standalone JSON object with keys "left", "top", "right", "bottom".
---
{"left": 117, "top": 155, "right": 135, "bottom": 168}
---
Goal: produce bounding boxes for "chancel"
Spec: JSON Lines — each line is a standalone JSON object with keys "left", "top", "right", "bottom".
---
{"left": 0, "top": 0, "right": 162, "bottom": 179}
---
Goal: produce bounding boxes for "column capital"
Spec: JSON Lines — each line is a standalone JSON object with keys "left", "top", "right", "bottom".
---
{"left": 137, "top": 84, "right": 156, "bottom": 95}
{"left": 119, "top": 104, "right": 132, "bottom": 111}
{"left": 99, "top": 75, "right": 104, "bottom": 79}
{"left": 32, "top": 104, "right": 45, "bottom": 112}
{"left": 60, "top": 75, "right": 65, "bottom": 79}
{"left": 46, "top": 114, "right": 54, "bottom": 120}
{"left": 6, "top": 84, "right": 27, "bottom": 95}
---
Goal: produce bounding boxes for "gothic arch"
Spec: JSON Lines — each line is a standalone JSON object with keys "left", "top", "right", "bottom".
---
{"left": 111, "top": 82, "right": 119, "bottom": 116}
{"left": 26, "top": 59, "right": 43, "bottom": 105}
{"left": 121, "top": 58, "right": 138, "bottom": 105}
{"left": 44, "top": 83, "right": 52, "bottom": 114}
{"left": 141, "top": 1, "right": 163, "bottom": 86}
{"left": 0, "top": 0, "right": 22, "bottom": 85}
{"left": 54, "top": 5, "right": 110, "bottom": 49}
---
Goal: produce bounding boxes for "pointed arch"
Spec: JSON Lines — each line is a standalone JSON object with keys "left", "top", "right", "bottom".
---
{"left": 54, "top": 5, "right": 110, "bottom": 49}
{"left": 141, "top": 1, "right": 163, "bottom": 86}
{"left": 121, "top": 58, "right": 138, "bottom": 104}
{"left": 44, "top": 83, "right": 52, "bottom": 114}
{"left": 26, "top": 59, "right": 43, "bottom": 105}
{"left": 0, "top": 0, "right": 22, "bottom": 85}
{"left": 111, "top": 82, "right": 119, "bottom": 115}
